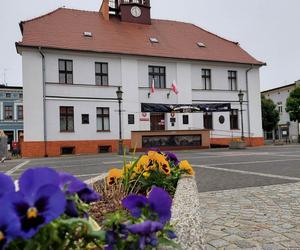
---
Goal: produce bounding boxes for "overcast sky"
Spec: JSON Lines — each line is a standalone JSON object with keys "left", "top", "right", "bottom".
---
{"left": 0, "top": 0, "right": 299, "bottom": 91}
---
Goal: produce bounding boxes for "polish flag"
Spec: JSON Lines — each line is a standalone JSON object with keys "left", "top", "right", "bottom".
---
{"left": 151, "top": 78, "right": 155, "bottom": 93}
{"left": 171, "top": 81, "right": 179, "bottom": 95}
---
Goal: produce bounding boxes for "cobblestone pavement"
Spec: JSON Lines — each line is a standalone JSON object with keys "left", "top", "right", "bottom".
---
{"left": 199, "top": 182, "right": 300, "bottom": 249}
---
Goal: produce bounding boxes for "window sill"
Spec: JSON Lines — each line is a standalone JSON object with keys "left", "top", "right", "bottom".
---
{"left": 60, "top": 131, "right": 75, "bottom": 133}
{"left": 97, "top": 130, "right": 111, "bottom": 133}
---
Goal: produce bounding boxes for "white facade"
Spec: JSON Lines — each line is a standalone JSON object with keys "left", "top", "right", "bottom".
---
{"left": 21, "top": 48, "right": 263, "bottom": 150}
{"left": 262, "top": 82, "right": 300, "bottom": 141}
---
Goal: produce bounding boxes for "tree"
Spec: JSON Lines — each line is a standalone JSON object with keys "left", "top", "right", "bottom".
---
{"left": 286, "top": 86, "right": 300, "bottom": 140}
{"left": 261, "top": 95, "right": 280, "bottom": 132}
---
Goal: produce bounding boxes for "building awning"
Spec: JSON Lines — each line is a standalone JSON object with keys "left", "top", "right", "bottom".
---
{"left": 141, "top": 103, "right": 231, "bottom": 113}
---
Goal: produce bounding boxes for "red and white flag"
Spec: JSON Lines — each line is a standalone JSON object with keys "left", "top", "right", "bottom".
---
{"left": 150, "top": 78, "right": 155, "bottom": 93}
{"left": 171, "top": 81, "right": 179, "bottom": 95}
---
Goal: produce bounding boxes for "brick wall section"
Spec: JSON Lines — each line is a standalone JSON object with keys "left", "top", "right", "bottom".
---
{"left": 211, "top": 137, "right": 264, "bottom": 147}
{"left": 21, "top": 139, "right": 131, "bottom": 158}
{"left": 21, "top": 137, "right": 264, "bottom": 158}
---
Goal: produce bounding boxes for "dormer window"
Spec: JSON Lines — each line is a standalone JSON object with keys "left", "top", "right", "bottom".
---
{"left": 197, "top": 42, "right": 206, "bottom": 48}
{"left": 83, "top": 32, "right": 92, "bottom": 37}
{"left": 150, "top": 37, "right": 159, "bottom": 43}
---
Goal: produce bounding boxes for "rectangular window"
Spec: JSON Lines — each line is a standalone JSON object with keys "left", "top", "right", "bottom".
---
{"left": 277, "top": 102, "right": 283, "bottom": 113}
{"left": 6, "top": 93, "right": 11, "bottom": 98}
{"left": 183, "top": 115, "right": 189, "bottom": 125}
{"left": 17, "top": 105, "right": 23, "bottom": 120}
{"left": 95, "top": 62, "right": 109, "bottom": 86}
{"left": 19, "top": 93, "right": 23, "bottom": 99}
{"left": 202, "top": 69, "right": 212, "bottom": 90}
{"left": 4, "top": 105, "right": 13, "bottom": 120}
{"left": 82, "top": 114, "right": 89, "bottom": 124}
{"left": 203, "top": 112, "right": 213, "bottom": 129}
{"left": 230, "top": 109, "right": 239, "bottom": 130}
{"left": 228, "top": 70, "right": 237, "bottom": 91}
{"left": 149, "top": 66, "right": 166, "bottom": 89}
{"left": 128, "top": 114, "right": 135, "bottom": 125}
{"left": 59, "top": 59, "right": 73, "bottom": 84}
{"left": 97, "top": 108, "right": 110, "bottom": 131}
{"left": 60, "top": 106, "right": 74, "bottom": 132}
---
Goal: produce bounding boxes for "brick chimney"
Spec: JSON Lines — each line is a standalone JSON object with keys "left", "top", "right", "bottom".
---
{"left": 100, "top": 0, "right": 110, "bottom": 21}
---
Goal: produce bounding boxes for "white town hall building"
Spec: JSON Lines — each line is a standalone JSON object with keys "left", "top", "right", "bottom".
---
{"left": 17, "top": 0, "right": 265, "bottom": 157}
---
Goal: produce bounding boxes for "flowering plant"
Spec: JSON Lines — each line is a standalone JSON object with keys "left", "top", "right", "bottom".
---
{"left": 0, "top": 167, "right": 104, "bottom": 250}
{"left": 0, "top": 166, "right": 178, "bottom": 250}
{"left": 107, "top": 150, "right": 195, "bottom": 195}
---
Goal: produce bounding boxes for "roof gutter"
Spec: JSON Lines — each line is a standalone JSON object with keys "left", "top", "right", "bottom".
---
{"left": 38, "top": 47, "right": 48, "bottom": 157}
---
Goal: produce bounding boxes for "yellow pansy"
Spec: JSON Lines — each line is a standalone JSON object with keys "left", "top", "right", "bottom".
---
{"left": 159, "top": 162, "right": 171, "bottom": 175}
{"left": 179, "top": 160, "right": 195, "bottom": 176}
{"left": 107, "top": 168, "right": 123, "bottom": 185}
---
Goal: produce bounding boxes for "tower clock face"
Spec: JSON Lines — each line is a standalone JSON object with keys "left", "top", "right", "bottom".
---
{"left": 131, "top": 6, "right": 142, "bottom": 17}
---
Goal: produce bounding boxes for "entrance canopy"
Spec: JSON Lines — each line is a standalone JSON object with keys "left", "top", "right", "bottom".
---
{"left": 141, "top": 103, "right": 231, "bottom": 113}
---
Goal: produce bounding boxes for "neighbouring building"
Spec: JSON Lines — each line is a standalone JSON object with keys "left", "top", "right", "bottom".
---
{"left": 261, "top": 80, "right": 300, "bottom": 142}
{"left": 16, "top": 0, "right": 265, "bottom": 157}
{"left": 0, "top": 85, "right": 23, "bottom": 149}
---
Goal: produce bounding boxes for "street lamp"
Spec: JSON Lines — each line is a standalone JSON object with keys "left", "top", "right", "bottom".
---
{"left": 116, "top": 87, "right": 123, "bottom": 155}
{"left": 238, "top": 90, "right": 245, "bottom": 140}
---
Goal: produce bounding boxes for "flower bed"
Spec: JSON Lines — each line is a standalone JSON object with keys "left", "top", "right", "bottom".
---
{"left": 0, "top": 150, "right": 195, "bottom": 250}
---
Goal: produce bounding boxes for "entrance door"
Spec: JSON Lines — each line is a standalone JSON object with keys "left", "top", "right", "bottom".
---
{"left": 150, "top": 113, "right": 165, "bottom": 131}
{"left": 4, "top": 131, "right": 14, "bottom": 151}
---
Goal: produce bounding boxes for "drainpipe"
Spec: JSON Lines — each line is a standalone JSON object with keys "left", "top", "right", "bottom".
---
{"left": 38, "top": 47, "right": 48, "bottom": 157}
{"left": 245, "top": 64, "right": 254, "bottom": 142}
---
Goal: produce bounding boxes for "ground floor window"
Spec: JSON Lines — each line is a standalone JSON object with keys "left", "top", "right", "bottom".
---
{"left": 203, "top": 112, "right": 213, "bottom": 129}
{"left": 60, "top": 106, "right": 74, "bottom": 132}
{"left": 97, "top": 108, "right": 110, "bottom": 131}
{"left": 230, "top": 110, "right": 239, "bottom": 130}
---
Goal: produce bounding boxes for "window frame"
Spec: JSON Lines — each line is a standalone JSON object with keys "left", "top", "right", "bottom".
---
{"left": 96, "top": 107, "right": 110, "bottom": 132}
{"left": 17, "top": 105, "right": 23, "bottom": 121}
{"left": 148, "top": 66, "right": 166, "bottom": 89}
{"left": 203, "top": 112, "right": 213, "bottom": 130}
{"left": 59, "top": 59, "right": 73, "bottom": 84}
{"left": 230, "top": 109, "right": 239, "bottom": 130}
{"left": 202, "top": 69, "right": 212, "bottom": 90}
{"left": 228, "top": 70, "right": 238, "bottom": 91}
{"left": 60, "top": 106, "right": 74, "bottom": 132}
{"left": 4, "top": 104, "right": 13, "bottom": 121}
{"left": 95, "top": 62, "right": 109, "bottom": 86}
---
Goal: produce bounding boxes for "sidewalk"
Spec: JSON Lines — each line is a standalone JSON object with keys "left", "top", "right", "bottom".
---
{"left": 199, "top": 182, "right": 300, "bottom": 249}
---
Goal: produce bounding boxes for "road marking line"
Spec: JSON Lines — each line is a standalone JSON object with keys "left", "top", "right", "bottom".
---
{"left": 6, "top": 160, "right": 30, "bottom": 175}
{"left": 84, "top": 173, "right": 107, "bottom": 185}
{"left": 102, "top": 160, "right": 123, "bottom": 164}
{"left": 195, "top": 158, "right": 300, "bottom": 167}
{"left": 193, "top": 164, "right": 300, "bottom": 181}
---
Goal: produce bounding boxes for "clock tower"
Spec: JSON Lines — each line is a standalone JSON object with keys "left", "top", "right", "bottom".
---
{"left": 109, "top": 0, "right": 151, "bottom": 25}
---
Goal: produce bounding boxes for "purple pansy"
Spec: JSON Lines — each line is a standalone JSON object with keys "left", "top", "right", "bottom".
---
{"left": 59, "top": 173, "right": 100, "bottom": 217}
{"left": 0, "top": 201, "right": 21, "bottom": 250}
{"left": 59, "top": 173, "right": 100, "bottom": 203}
{"left": 165, "top": 152, "right": 180, "bottom": 166}
{"left": 0, "top": 173, "right": 15, "bottom": 198}
{"left": 127, "top": 221, "right": 164, "bottom": 250}
{"left": 122, "top": 187, "right": 172, "bottom": 224}
{"left": 10, "top": 168, "right": 66, "bottom": 239}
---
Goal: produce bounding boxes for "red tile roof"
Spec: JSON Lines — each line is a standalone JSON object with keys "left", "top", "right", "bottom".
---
{"left": 17, "top": 8, "right": 264, "bottom": 65}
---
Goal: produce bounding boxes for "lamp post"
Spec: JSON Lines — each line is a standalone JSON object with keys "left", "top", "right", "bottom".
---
{"left": 116, "top": 87, "right": 123, "bottom": 155}
{"left": 238, "top": 90, "right": 245, "bottom": 140}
